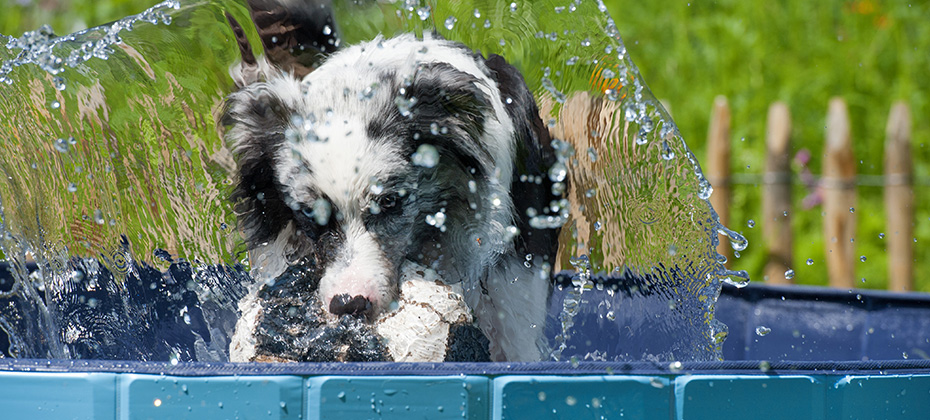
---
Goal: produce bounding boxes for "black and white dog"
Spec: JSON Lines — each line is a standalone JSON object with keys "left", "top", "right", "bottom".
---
{"left": 223, "top": 6, "right": 561, "bottom": 361}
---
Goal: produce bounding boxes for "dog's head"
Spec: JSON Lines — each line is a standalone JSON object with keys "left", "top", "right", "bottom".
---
{"left": 224, "top": 30, "right": 557, "bottom": 319}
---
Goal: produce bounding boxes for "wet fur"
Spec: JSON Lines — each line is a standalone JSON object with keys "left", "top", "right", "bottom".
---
{"left": 224, "top": 32, "right": 559, "bottom": 361}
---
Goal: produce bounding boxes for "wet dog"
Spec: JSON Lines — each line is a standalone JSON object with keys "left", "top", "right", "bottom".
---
{"left": 223, "top": 9, "right": 560, "bottom": 361}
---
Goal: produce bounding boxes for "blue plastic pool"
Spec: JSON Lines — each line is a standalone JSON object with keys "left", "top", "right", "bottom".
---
{"left": 2, "top": 279, "right": 929, "bottom": 419}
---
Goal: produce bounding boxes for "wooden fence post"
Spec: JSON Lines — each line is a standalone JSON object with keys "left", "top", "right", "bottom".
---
{"left": 884, "top": 102, "right": 913, "bottom": 291}
{"left": 763, "top": 102, "right": 793, "bottom": 284}
{"left": 706, "top": 96, "right": 731, "bottom": 263}
{"left": 823, "top": 98, "right": 856, "bottom": 288}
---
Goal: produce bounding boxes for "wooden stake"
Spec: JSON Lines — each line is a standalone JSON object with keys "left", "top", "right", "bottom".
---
{"left": 706, "top": 96, "right": 731, "bottom": 263}
{"left": 763, "top": 102, "right": 793, "bottom": 284}
{"left": 823, "top": 98, "right": 856, "bottom": 288}
{"left": 884, "top": 102, "right": 913, "bottom": 291}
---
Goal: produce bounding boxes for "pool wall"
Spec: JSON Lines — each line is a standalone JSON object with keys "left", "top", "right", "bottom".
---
{"left": 2, "top": 360, "right": 929, "bottom": 419}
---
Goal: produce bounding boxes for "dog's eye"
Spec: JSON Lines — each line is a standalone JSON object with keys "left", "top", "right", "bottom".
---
{"left": 376, "top": 193, "right": 401, "bottom": 213}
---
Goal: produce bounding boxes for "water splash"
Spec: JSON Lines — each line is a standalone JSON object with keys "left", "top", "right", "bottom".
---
{"left": 0, "top": 0, "right": 749, "bottom": 362}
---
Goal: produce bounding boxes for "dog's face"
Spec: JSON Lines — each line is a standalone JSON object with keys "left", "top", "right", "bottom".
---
{"left": 225, "top": 34, "right": 557, "bottom": 321}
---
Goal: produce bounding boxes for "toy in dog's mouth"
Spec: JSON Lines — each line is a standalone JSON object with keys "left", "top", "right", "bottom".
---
{"left": 229, "top": 259, "right": 490, "bottom": 363}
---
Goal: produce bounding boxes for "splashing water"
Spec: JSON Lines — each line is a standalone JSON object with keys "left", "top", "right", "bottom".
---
{"left": 0, "top": 0, "right": 747, "bottom": 362}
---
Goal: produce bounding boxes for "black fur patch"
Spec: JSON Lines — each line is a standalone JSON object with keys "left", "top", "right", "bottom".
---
{"left": 225, "top": 90, "right": 296, "bottom": 249}
{"left": 401, "top": 62, "right": 494, "bottom": 175}
{"left": 483, "top": 54, "right": 560, "bottom": 263}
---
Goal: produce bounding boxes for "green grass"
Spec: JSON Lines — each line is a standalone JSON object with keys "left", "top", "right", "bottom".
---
{"left": 2, "top": 0, "right": 928, "bottom": 291}
{"left": 603, "top": 0, "right": 930, "bottom": 292}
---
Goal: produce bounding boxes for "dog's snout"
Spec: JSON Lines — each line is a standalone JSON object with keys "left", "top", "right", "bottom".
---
{"left": 329, "top": 294, "right": 373, "bottom": 318}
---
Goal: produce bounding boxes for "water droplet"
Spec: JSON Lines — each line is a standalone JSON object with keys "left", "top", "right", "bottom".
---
{"left": 50, "top": 100, "right": 60, "bottom": 109}
{"left": 747, "top": 219, "right": 755, "bottom": 228}
{"left": 504, "top": 225, "right": 520, "bottom": 241}
{"left": 624, "top": 106, "right": 637, "bottom": 122}
{"left": 755, "top": 326, "right": 771, "bottom": 336}
{"left": 566, "top": 56, "right": 579, "bottom": 66}
{"left": 483, "top": 19, "right": 491, "bottom": 29}
{"left": 510, "top": 2, "right": 517, "bottom": 12}
{"left": 758, "top": 361, "right": 771, "bottom": 372}
{"left": 443, "top": 16, "right": 457, "bottom": 30}
{"left": 565, "top": 395, "right": 577, "bottom": 406}
{"left": 606, "top": 311, "right": 615, "bottom": 321}
{"left": 668, "top": 361, "right": 683, "bottom": 373}
{"left": 337, "top": 391, "right": 347, "bottom": 401}
{"left": 425, "top": 211, "right": 446, "bottom": 229}
{"left": 698, "top": 180, "right": 714, "bottom": 200}
{"left": 54, "top": 137, "right": 70, "bottom": 152}
{"left": 537, "top": 392, "right": 546, "bottom": 401}
{"left": 860, "top": 255, "right": 867, "bottom": 262}
{"left": 310, "top": 198, "right": 331, "bottom": 226}
{"left": 67, "top": 182, "right": 77, "bottom": 192}
{"left": 412, "top": 144, "right": 439, "bottom": 168}
{"left": 358, "top": 83, "right": 378, "bottom": 100}
{"left": 416, "top": 6, "right": 431, "bottom": 20}
{"left": 662, "top": 141, "right": 675, "bottom": 160}
{"left": 548, "top": 162, "right": 567, "bottom": 182}
{"left": 93, "top": 209, "right": 105, "bottom": 224}
{"left": 806, "top": 258, "right": 814, "bottom": 266}
{"left": 473, "top": 8, "right": 481, "bottom": 18}
{"left": 723, "top": 277, "right": 749, "bottom": 288}
{"left": 849, "top": 207, "right": 855, "bottom": 213}
{"left": 593, "top": 221, "right": 602, "bottom": 231}
{"left": 784, "top": 269, "right": 795, "bottom": 279}
{"left": 53, "top": 76, "right": 66, "bottom": 91}
{"left": 468, "top": 180, "right": 477, "bottom": 193}
{"left": 394, "top": 95, "right": 417, "bottom": 117}
{"left": 322, "top": 25, "right": 332, "bottom": 35}
{"left": 878, "top": 232, "right": 885, "bottom": 239}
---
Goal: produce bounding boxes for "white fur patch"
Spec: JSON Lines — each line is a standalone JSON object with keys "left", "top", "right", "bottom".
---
{"left": 316, "top": 218, "right": 392, "bottom": 311}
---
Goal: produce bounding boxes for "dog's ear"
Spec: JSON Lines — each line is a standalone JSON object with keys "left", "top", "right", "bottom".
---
{"left": 483, "top": 55, "right": 561, "bottom": 262}
{"left": 226, "top": 0, "right": 338, "bottom": 85}
{"left": 225, "top": 89, "right": 296, "bottom": 250}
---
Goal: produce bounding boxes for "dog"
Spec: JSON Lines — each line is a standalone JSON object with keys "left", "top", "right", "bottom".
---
{"left": 223, "top": 6, "right": 561, "bottom": 362}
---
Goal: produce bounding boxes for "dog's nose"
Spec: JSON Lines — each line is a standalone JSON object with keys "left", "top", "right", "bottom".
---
{"left": 329, "top": 294, "right": 373, "bottom": 318}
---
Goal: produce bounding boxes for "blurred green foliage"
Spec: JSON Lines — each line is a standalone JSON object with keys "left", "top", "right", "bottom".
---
{"left": 0, "top": 0, "right": 150, "bottom": 36}
{"left": 1, "top": 0, "right": 927, "bottom": 291}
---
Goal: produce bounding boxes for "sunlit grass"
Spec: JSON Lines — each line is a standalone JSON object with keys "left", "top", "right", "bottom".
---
{"left": 605, "top": 0, "right": 930, "bottom": 291}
